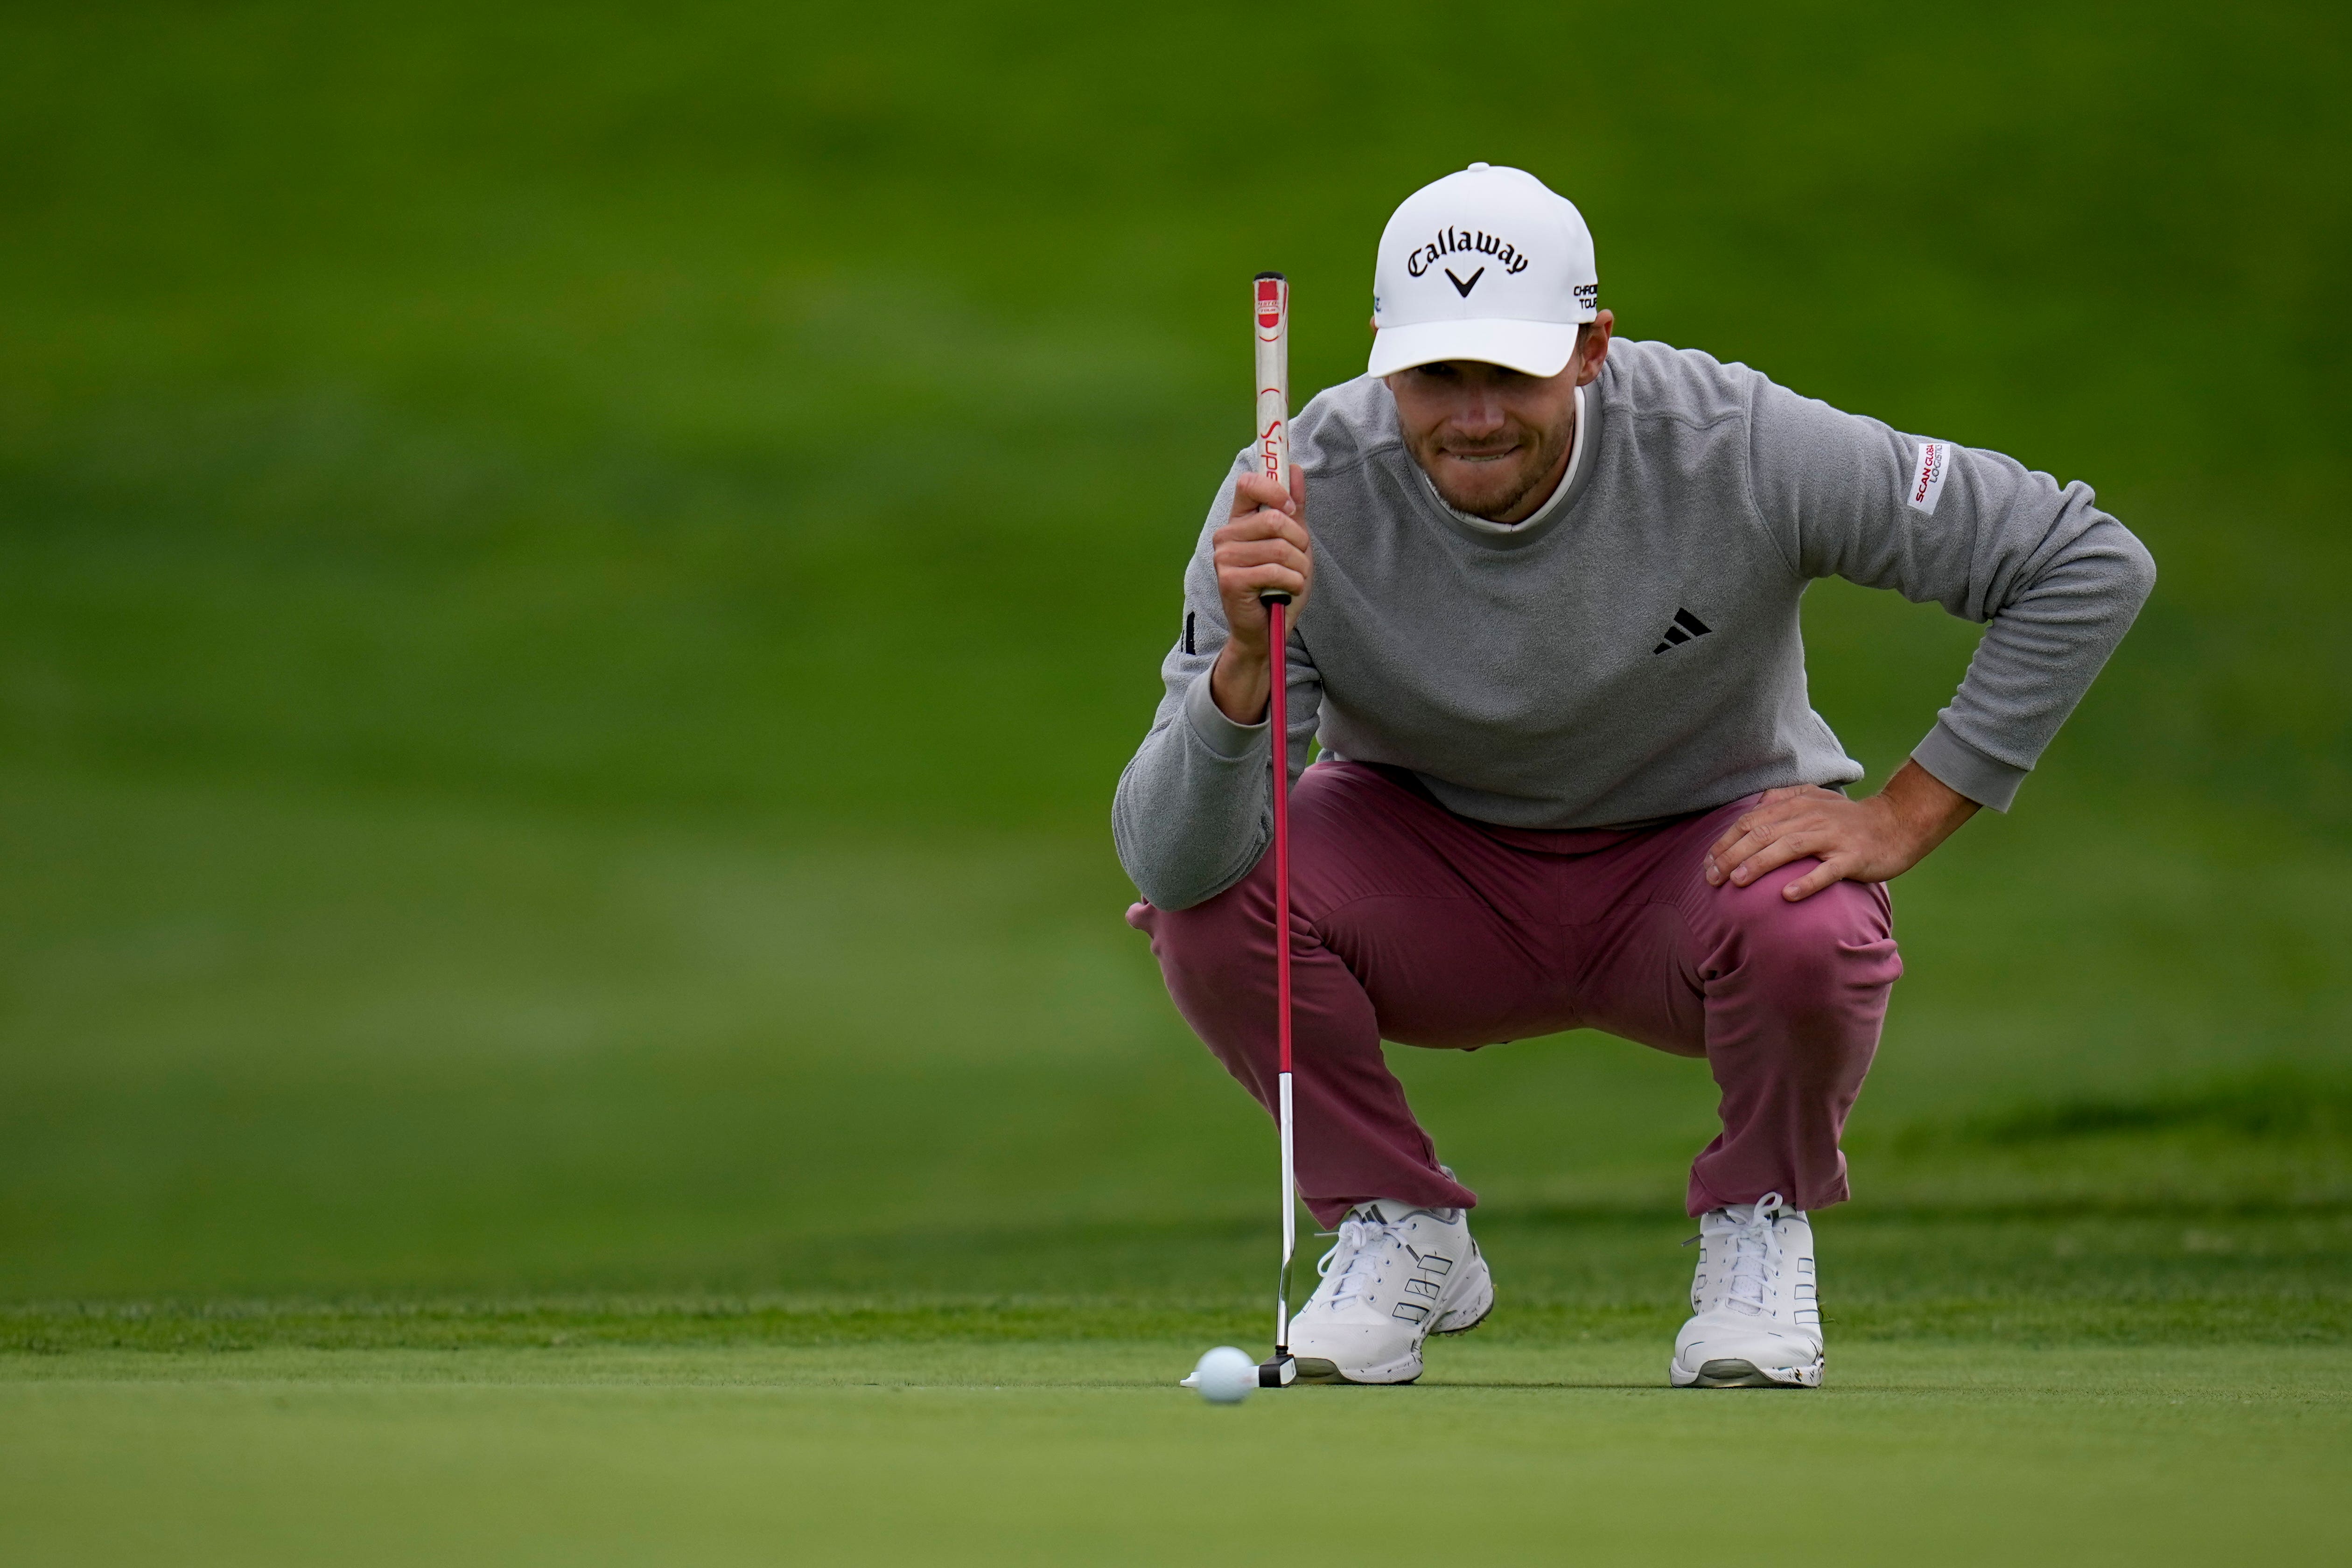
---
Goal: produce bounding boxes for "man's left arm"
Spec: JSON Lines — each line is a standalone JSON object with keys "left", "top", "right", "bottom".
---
{"left": 1708, "top": 377, "right": 2158, "bottom": 902}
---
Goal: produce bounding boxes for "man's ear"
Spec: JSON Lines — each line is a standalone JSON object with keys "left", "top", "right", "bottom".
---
{"left": 1575, "top": 310, "right": 1615, "bottom": 387}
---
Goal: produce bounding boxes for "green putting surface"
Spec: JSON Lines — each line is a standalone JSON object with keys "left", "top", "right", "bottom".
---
{"left": 7, "top": 1342, "right": 2347, "bottom": 1567}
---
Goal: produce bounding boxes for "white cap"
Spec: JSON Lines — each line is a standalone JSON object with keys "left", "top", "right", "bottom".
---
{"left": 1368, "top": 163, "right": 1599, "bottom": 379}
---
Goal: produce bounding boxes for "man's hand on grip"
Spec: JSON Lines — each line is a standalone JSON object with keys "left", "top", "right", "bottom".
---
{"left": 1209, "top": 466, "right": 1310, "bottom": 724}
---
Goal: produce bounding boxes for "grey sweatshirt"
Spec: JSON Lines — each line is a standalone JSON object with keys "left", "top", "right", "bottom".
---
{"left": 1113, "top": 338, "right": 2156, "bottom": 912}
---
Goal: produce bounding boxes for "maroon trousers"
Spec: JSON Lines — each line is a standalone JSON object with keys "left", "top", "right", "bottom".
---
{"left": 1127, "top": 760, "right": 1901, "bottom": 1224}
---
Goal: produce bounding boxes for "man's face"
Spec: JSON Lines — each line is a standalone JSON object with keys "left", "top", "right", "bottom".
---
{"left": 1384, "top": 320, "right": 1606, "bottom": 522}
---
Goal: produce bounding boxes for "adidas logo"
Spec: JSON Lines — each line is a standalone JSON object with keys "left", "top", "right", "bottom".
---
{"left": 1390, "top": 1247, "right": 1456, "bottom": 1325}
{"left": 1652, "top": 607, "right": 1712, "bottom": 654}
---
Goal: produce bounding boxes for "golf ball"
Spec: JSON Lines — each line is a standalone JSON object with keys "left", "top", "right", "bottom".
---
{"left": 1190, "top": 1345, "right": 1257, "bottom": 1404}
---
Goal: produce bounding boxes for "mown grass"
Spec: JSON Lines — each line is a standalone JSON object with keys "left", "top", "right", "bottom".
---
{"left": 8, "top": 1205, "right": 2347, "bottom": 1357}
{"left": 1, "top": 763, "right": 2345, "bottom": 1305}
{"left": 6, "top": 1342, "right": 2350, "bottom": 1568}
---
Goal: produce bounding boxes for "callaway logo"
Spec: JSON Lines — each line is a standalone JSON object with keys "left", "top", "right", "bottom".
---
{"left": 1406, "top": 226, "right": 1530, "bottom": 280}
{"left": 1444, "top": 266, "right": 1484, "bottom": 296}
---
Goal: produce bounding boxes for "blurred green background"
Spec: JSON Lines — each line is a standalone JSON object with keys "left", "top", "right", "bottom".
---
{"left": 1, "top": 0, "right": 2346, "bottom": 1314}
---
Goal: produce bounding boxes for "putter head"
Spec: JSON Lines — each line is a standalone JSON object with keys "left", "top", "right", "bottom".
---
{"left": 1257, "top": 1353, "right": 1297, "bottom": 1388}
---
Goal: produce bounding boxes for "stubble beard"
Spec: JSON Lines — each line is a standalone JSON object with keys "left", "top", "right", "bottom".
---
{"left": 1417, "top": 414, "right": 1574, "bottom": 523}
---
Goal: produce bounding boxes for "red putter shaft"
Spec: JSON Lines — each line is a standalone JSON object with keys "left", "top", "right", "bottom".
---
{"left": 1269, "top": 600, "right": 1291, "bottom": 1079}
{"left": 1253, "top": 268, "right": 1294, "bottom": 1087}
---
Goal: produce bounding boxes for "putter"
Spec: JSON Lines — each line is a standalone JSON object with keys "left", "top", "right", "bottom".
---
{"left": 1252, "top": 271, "right": 1299, "bottom": 1390}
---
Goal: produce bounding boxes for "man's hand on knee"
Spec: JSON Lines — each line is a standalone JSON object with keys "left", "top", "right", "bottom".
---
{"left": 1704, "top": 762, "right": 1980, "bottom": 902}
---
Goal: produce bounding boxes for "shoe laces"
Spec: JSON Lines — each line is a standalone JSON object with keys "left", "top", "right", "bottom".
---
{"left": 1722, "top": 1192, "right": 1786, "bottom": 1318}
{"left": 1315, "top": 1210, "right": 1409, "bottom": 1309}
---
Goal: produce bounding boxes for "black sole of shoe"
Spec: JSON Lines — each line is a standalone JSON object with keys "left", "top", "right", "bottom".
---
{"left": 1430, "top": 1299, "right": 1492, "bottom": 1337}
{"left": 1684, "top": 1358, "right": 1813, "bottom": 1389}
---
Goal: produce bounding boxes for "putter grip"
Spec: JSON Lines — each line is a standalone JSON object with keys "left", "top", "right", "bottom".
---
{"left": 1254, "top": 271, "right": 1289, "bottom": 496}
{"left": 1254, "top": 274, "right": 1294, "bottom": 616}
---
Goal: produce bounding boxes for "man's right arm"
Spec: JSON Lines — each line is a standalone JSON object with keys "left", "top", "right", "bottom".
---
{"left": 1112, "top": 460, "right": 1320, "bottom": 911}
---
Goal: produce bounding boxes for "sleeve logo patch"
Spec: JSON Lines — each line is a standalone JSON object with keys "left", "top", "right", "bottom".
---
{"left": 1906, "top": 439, "right": 1952, "bottom": 515}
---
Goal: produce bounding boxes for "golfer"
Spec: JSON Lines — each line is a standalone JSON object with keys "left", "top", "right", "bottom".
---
{"left": 1114, "top": 164, "right": 2155, "bottom": 1388}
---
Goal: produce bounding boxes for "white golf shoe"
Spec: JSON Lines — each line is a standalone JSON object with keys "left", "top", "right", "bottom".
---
{"left": 1669, "top": 1193, "right": 1824, "bottom": 1389}
{"left": 1287, "top": 1198, "right": 1492, "bottom": 1384}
